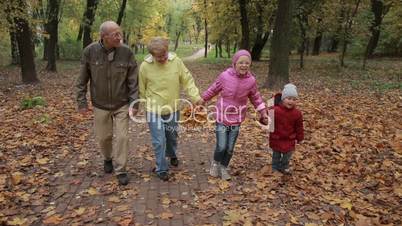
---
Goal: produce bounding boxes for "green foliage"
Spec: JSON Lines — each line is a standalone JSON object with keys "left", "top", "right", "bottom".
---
{"left": 377, "top": 4, "right": 402, "bottom": 56}
{"left": 372, "top": 81, "right": 402, "bottom": 92}
{"left": 21, "top": 96, "right": 47, "bottom": 110}
{"left": 59, "top": 37, "right": 82, "bottom": 60}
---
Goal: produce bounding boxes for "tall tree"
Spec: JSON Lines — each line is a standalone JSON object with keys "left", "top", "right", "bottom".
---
{"left": 238, "top": 0, "right": 250, "bottom": 50}
{"left": 297, "top": 8, "right": 308, "bottom": 68}
{"left": 339, "top": 0, "right": 361, "bottom": 67}
{"left": 45, "top": 0, "right": 60, "bottom": 72}
{"left": 174, "top": 30, "right": 182, "bottom": 51}
{"left": 365, "top": 0, "right": 390, "bottom": 58}
{"left": 9, "top": 0, "right": 39, "bottom": 83}
{"left": 9, "top": 31, "right": 20, "bottom": 65}
{"left": 312, "top": 18, "right": 322, "bottom": 55}
{"left": 82, "top": 0, "right": 99, "bottom": 48}
{"left": 5, "top": 4, "right": 20, "bottom": 65}
{"left": 204, "top": 0, "right": 208, "bottom": 58}
{"left": 77, "top": 24, "right": 83, "bottom": 41}
{"left": 116, "top": 0, "right": 127, "bottom": 25}
{"left": 265, "top": 0, "right": 292, "bottom": 89}
{"left": 250, "top": 2, "right": 273, "bottom": 61}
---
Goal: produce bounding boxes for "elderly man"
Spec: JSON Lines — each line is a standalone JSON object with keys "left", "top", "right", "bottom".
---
{"left": 76, "top": 21, "right": 138, "bottom": 185}
{"left": 139, "top": 37, "right": 202, "bottom": 181}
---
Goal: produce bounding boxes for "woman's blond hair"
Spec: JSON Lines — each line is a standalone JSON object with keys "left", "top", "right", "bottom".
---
{"left": 147, "top": 37, "right": 169, "bottom": 54}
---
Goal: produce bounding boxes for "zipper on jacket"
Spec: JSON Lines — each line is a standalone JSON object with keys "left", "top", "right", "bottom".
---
{"left": 107, "top": 55, "right": 112, "bottom": 109}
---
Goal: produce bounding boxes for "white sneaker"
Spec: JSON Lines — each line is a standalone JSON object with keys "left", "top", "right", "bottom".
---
{"left": 220, "top": 166, "right": 231, "bottom": 180}
{"left": 209, "top": 161, "right": 220, "bottom": 177}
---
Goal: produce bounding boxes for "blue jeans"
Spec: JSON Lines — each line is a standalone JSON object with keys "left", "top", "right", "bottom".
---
{"left": 272, "top": 150, "right": 293, "bottom": 171}
{"left": 213, "top": 123, "right": 240, "bottom": 167}
{"left": 147, "top": 111, "right": 179, "bottom": 174}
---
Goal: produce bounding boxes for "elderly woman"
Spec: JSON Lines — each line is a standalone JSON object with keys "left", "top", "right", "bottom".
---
{"left": 139, "top": 37, "right": 202, "bottom": 181}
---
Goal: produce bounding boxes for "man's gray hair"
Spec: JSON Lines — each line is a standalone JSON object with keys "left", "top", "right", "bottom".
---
{"left": 99, "top": 21, "right": 119, "bottom": 36}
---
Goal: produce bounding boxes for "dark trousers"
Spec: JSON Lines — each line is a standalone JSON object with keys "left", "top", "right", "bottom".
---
{"left": 272, "top": 150, "right": 293, "bottom": 171}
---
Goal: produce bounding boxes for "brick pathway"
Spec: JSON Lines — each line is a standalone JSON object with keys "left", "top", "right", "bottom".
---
{"left": 46, "top": 118, "right": 222, "bottom": 226}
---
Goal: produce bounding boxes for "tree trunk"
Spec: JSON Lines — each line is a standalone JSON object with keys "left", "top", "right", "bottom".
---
{"left": 43, "top": 38, "right": 48, "bottom": 60}
{"left": 116, "top": 0, "right": 127, "bottom": 25}
{"left": 365, "top": 0, "right": 386, "bottom": 58}
{"left": 297, "top": 13, "right": 308, "bottom": 69}
{"left": 218, "top": 40, "right": 223, "bottom": 58}
{"left": 251, "top": 33, "right": 269, "bottom": 61}
{"left": 77, "top": 24, "right": 83, "bottom": 41}
{"left": 215, "top": 43, "right": 218, "bottom": 58}
{"left": 238, "top": 0, "right": 250, "bottom": 50}
{"left": 265, "top": 0, "right": 292, "bottom": 89}
{"left": 10, "top": 31, "right": 20, "bottom": 65}
{"left": 204, "top": 0, "right": 208, "bottom": 58}
{"left": 340, "top": 0, "right": 361, "bottom": 67}
{"left": 174, "top": 31, "right": 181, "bottom": 51}
{"left": 226, "top": 38, "right": 231, "bottom": 58}
{"left": 305, "top": 39, "right": 310, "bottom": 55}
{"left": 56, "top": 43, "right": 60, "bottom": 60}
{"left": 203, "top": 21, "right": 208, "bottom": 57}
{"left": 328, "top": 36, "right": 339, "bottom": 52}
{"left": 6, "top": 2, "right": 20, "bottom": 65}
{"left": 233, "top": 42, "right": 237, "bottom": 54}
{"left": 83, "top": 0, "right": 99, "bottom": 49}
{"left": 312, "top": 32, "right": 322, "bottom": 55}
{"left": 251, "top": 3, "right": 271, "bottom": 61}
{"left": 45, "top": 0, "right": 60, "bottom": 72}
{"left": 12, "top": 0, "right": 39, "bottom": 83}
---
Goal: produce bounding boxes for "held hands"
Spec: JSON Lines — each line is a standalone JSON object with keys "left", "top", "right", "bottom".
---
{"left": 129, "top": 107, "right": 138, "bottom": 117}
{"left": 259, "top": 109, "right": 270, "bottom": 126}
{"left": 195, "top": 99, "right": 206, "bottom": 106}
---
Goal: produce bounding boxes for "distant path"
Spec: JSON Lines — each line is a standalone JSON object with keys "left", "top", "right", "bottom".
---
{"left": 183, "top": 48, "right": 205, "bottom": 61}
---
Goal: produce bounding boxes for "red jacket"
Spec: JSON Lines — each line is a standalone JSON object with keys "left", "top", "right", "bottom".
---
{"left": 269, "top": 94, "right": 304, "bottom": 152}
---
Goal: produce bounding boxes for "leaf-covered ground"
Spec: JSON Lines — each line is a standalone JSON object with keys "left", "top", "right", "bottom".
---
{"left": 0, "top": 56, "right": 401, "bottom": 225}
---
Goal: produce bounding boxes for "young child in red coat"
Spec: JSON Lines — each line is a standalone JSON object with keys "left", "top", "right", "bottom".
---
{"left": 269, "top": 83, "right": 304, "bottom": 174}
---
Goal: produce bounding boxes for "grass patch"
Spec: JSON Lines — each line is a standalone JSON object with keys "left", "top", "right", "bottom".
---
{"left": 21, "top": 96, "right": 47, "bottom": 110}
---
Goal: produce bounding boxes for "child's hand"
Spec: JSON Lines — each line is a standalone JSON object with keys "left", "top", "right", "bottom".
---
{"left": 259, "top": 116, "right": 269, "bottom": 126}
{"left": 195, "top": 99, "right": 206, "bottom": 106}
{"left": 258, "top": 109, "right": 269, "bottom": 125}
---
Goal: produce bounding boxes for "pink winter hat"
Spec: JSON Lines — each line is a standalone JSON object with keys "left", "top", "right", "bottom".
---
{"left": 232, "top": 49, "right": 251, "bottom": 67}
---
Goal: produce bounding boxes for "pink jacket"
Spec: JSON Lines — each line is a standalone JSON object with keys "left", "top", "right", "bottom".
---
{"left": 201, "top": 67, "right": 266, "bottom": 126}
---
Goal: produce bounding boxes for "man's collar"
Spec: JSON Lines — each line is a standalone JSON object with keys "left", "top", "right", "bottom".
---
{"left": 99, "top": 40, "right": 115, "bottom": 54}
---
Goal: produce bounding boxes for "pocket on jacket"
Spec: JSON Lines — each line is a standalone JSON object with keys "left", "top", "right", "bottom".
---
{"left": 114, "top": 62, "right": 128, "bottom": 75}
{"left": 90, "top": 61, "right": 104, "bottom": 73}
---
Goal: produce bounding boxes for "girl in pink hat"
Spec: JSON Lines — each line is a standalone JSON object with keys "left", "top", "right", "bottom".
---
{"left": 200, "top": 50, "right": 269, "bottom": 180}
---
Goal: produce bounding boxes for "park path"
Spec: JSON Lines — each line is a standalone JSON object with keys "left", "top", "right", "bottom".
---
{"left": 183, "top": 48, "right": 206, "bottom": 61}
{"left": 45, "top": 113, "right": 222, "bottom": 225}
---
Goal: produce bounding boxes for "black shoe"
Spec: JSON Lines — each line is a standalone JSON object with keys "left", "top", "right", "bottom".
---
{"left": 117, "top": 173, "right": 129, "bottom": 185}
{"left": 104, "top": 160, "right": 113, "bottom": 174}
{"left": 157, "top": 172, "right": 169, "bottom": 181}
{"left": 170, "top": 157, "right": 179, "bottom": 167}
